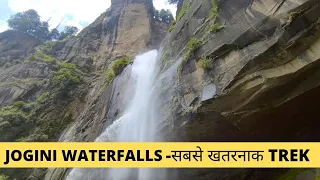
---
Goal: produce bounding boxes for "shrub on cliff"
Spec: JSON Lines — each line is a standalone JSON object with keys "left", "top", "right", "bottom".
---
{"left": 112, "top": 56, "right": 132, "bottom": 75}
{"left": 198, "top": 56, "right": 213, "bottom": 71}
{"left": 0, "top": 174, "right": 8, "bottom": 180}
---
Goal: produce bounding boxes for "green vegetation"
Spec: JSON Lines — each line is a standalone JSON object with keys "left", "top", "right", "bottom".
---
{"left": 53, "top": 67, "right": 80, "bottom": 94}
{"left": 0, "top": 78, "right": 47, "bottom": 89}
{"left": 0, "top": 89, "right": 74, "bottom": 142}
{"left": 278, "top": 169, "right": 309, "bottom": 180}
{"left": 177, "top": 38, "right": 202, "bottom": 75}
{"left": 27, "top": 47, "right": 82, "bottom": 96}
{"left": 27, "top": 50, "right": 57, "bottom": 65}
{"left": 208, "top": 24, "right": 224, "bottom": 33}
{"left": 186, "top": 38, "right": 202, "bottom": 58}
{"left": 0, "top": 106, "right": 28, "bottom": 124}
{"left": 169, "top": 21, "right": 176, "bottom": 32}
{"left": 177, "top": 1, "right": 191, "bottom": 21}
{"left": 154, "top": 8, "right": 174, "bottom": 24}
{"left": 99, "top": 56, "right": 133, "bottom": 87}
{"left": 0, "top": 174, "right": 8, "bottom": 180}
{"left": 7, "top": 9, "right": 78, "bottom": 41}
{"left": 40, "top": 41, "right": 57, "bottom": 55}
{"left": 112, "top": 56, "right": 133, "bottom": 75}
{"left": 209, "top": 0, "right": 219, "bottom": 19}
{"left": 58, "top": 26, "right": 79, "bottom": 40}
{"left": 288, "top": 9, "right": 305, "bottom": 23}
{"left": 12, "top": 101, "right": 27, "bottom": 109}
{"left": 161, "top": 49, "right": 175, "bottom": 71}
{"left": 167, "top": 0, "right": 179, "bottom": 4}
{"left": 104, "top": 70, "right": 115, "bottom": 86}
{"left": 36, "top": 92, "right": 50, "bottom": 103}
{"left": 176, "top": 0, "right": 224, "bottom": 76}
{"left": 198, "top": 56, "right": 213, "bottom": 71}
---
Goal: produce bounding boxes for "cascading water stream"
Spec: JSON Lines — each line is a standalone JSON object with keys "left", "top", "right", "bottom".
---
{"left": 67, "top": 50, "right": 166, "bottom": 180}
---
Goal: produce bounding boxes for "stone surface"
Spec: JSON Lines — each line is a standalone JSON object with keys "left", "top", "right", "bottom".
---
{"left": 2, "top": 0, "right": 320, "bottom": 179}
{"left": 155, "top": 0, "right": 320, "bottom": 179}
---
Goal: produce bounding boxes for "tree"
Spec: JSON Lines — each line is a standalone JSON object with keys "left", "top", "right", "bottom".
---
{"left": 7, "top": 9, "right": 50, "bottom": 40}
{"left": 154, "top": 9, "right": 160, "bottom": 20}
{"left": 167, "top": 0, "right": 179, "bottom": 4}
{"left": 48, "top": 28, "right": 60, "bottom": 40}
{"left": 159, "top": 9, "right": 174, "bottom": 23}
{"left": 59, "top": 26, "right": 79, "bottom": 40}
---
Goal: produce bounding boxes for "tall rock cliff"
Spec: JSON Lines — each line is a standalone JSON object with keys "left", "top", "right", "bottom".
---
{"left": 156, "top": 0, "right": 320, "bottom": 179}
{"left": 1, "top": 0, "right": 320, "bottom": 179}
{"left": 0, "top": 0, "right": 169, "bottom": 179}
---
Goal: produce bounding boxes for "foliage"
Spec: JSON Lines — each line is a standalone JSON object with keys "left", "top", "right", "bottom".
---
{"left": 0, "top": 106, "right": 28, "bottom": 125}
{"left": 48, "top": 28, "right": 60, "bottom": 40}
{"left": 59, "top": 26, "right": 79, "bottom": 40}
{"left": 208, "top": 24, "right": 224, "bottom": 33}
{"left": 167, "top": 0, "right": 179, "bottom": 4}
{"left": 36, "top": 92, "right": 50, "bottom": 104}
{"left": 7, "top": 9, "right": 50, "bottom": 40}
{"left": 104, "top": 70, "right": 115, "bottom": 86}
{"left": 160, "top": 9, "right": 174, "bottom": 23}
{"left": 178, "top": 38, "right": 202, "bottom": 75}
{"left": 7, "top": 9, "right": 78, "bottom": 41}
{"left": 154, "top": 8, "right": 174, "bottom": 23}
{"left": 40, "top": 41, "right": 57, "bottom": 55}
{"left": 209, "top": 0, "right": 219, "bottom": 19}
{"left": 0, "top": 90, "right": 73, "bottom": 142}
{"left": 177, "top": 1, "right": 191, "bottom": 21}
{"left": 53, "top": 68, "right": 80, "bottom": 94}
{"left": 27, "top": 47, "right": 82, "bottom": 96}
{"left": 278, "top": 169, "right": 309, "bottom": 180}
{"left": 186, "top": 38, "right": 202, "bottom": 58}
{"left": 112, "top": 56, "right": 132, "bottom": 75}
{"left": 198, "top": 56, "right": 213, "bottom": 71}
{"left": 27, "top": 50, "right": 57, "bottom": 65}
{"left": 0, "top": 174, "right": 8, "bottom": 180}
{"left": 12, "top": 101, "right": 26, "bottom": 109}
{"left": 169, "top": 21, "right": 176, "bottom": 32}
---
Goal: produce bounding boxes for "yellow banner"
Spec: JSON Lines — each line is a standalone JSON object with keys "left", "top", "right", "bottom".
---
{"left": 0, "top": 142, "right": 318, "bottom": 168}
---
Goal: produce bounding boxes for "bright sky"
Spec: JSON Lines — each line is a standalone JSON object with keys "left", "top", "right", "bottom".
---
{"left": 0, "top": 0, "right": 176, "bottom": 33}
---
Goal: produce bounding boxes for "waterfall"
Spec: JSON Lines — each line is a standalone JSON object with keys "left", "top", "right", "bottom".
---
{"left": 67, "top": 50, "right": 166, "bottom": 180}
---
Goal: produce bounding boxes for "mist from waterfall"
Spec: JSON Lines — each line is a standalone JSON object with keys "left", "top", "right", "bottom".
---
{"left": 67, "top": 50, "right": 166, "bottom": 180}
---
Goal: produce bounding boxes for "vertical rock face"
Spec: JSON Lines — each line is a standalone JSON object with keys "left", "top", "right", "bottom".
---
{"left": 154, "top": 0, "right": 320, "bottom": 179}
{"left": 0, "top": 0, "right": 169, "bottom": 179}
{"left": 43, "top": 0, "right": 169, "bottom": 180}
{"left": 52, "top": 0, "right": 160, "bottom": 70}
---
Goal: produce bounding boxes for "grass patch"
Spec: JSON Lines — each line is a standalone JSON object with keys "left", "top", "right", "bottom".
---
{"left": 177, "top": 0, "right": 191, "bottom": 21}
{"left": 0, "top": 174, "right": 8, "bottom": 180}
{"left": 198, "top": 56, "right": 213, "bottom": 71}
{"left": 209, "top": 0, "right": 219, "bottom": 19}
{"left": 53, "top": 68, "right": 81, "bottom": 94}
{"left": 39, "top": 41, "right": 57, "bottom": 55}
{"left": 104, "top": 70, "right": 115, "bottom": 86}
{"left": 288, "top": 9, "right": 306, "bottom": 23}
{"left": 0, "top": 90, "right": 70, "bottom": 142}
{"left": 99, "top": 55, "right": 133, "bottom": 87}
{"left": 36, "top": 92, "right": 50, "bottom": 104}
{"left": 208, "top": 24, "right": 224, "bottom": 33}
{"left": 27, "top": 48, "right": 83, "bottom": 96}
{"left": 169, "top": 21, "right": 176, "bottom": 32}
{"left": 112, "top": 56, "right": 133, "bottom": 75}
{"left": 178, "top": 38, "right": 202, "bottom": 75}
{"left": 278, "top": 169, "right": 309, "bottom": 180}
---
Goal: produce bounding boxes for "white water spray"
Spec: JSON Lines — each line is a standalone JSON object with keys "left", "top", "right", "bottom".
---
{"left": 67, "top": 50, "right": 165, "bottom": 180}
